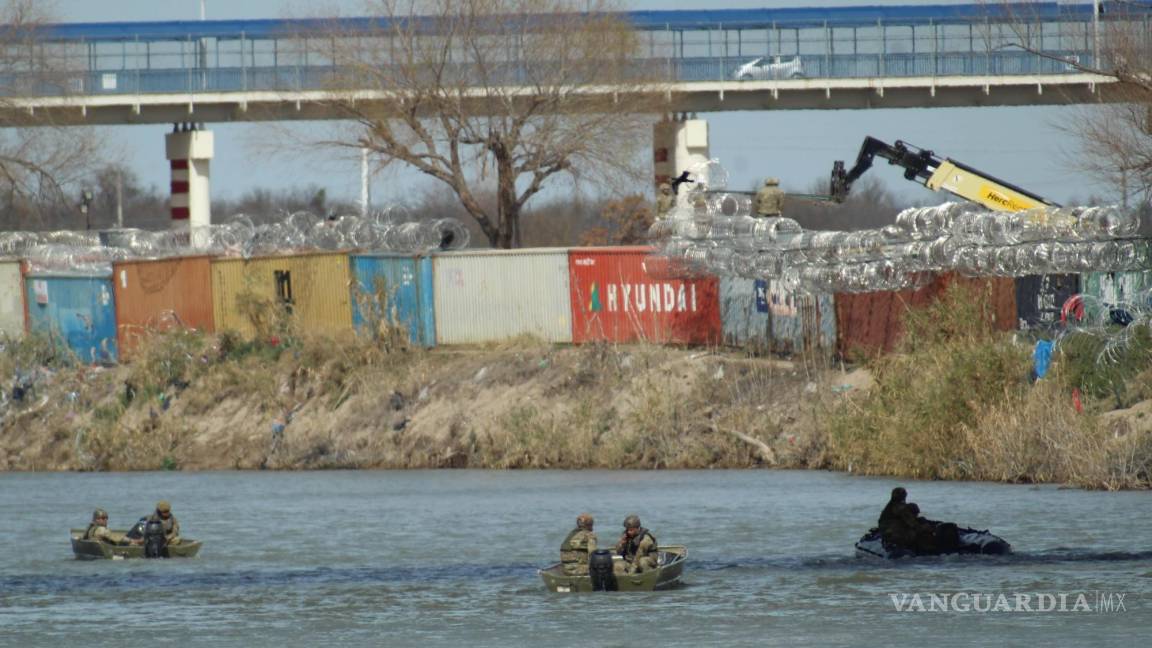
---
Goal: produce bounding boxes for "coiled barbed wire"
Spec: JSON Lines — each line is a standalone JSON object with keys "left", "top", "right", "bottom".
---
{"left": 6, "top": 211, "right": 471, "bottom": 275}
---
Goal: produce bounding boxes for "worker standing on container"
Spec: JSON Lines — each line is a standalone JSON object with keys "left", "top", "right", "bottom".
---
{"left": 655, "top": 182, "right": 676, "bottom": 218}
{"left": 755, "top": 177, "right": 785, "bottom": 218}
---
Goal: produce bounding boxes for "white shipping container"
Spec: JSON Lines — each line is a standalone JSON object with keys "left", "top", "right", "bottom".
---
{"left": 0, "top": 261, "right": 24, "bottom": 339}
{"left": 433, "top": 248, "right": 572, "bottom": 344}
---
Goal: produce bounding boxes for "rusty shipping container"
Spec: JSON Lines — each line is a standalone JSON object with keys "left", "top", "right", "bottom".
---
{"left": 569, "top": 246, "right": 721, "bottom": 345}
{"left": 113, "top": 256, "right": 215, "bottom": 359}
{"left": 0, "top": 260, "right": 25, "bottom": 339}
{"left": 835, "top": 273, "right": 1016, "bottom": 355}
{"left": 720, "top": 277, "right": 836, "bottom": 355}
{"left": 433, "top": 248, "right": 572, "bottom": 344}
{"left": 212, "top": 252, "right": 353, "bottom": 338}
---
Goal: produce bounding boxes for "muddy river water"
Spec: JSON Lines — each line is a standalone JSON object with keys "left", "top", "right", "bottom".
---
{"left": 0, "top": 470, "right": 1149, "bottom": 646}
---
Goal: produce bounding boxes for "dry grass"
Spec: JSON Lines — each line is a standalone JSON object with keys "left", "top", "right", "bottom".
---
{"left": 822, "top": 282, "right": 1152, "bottom": 489}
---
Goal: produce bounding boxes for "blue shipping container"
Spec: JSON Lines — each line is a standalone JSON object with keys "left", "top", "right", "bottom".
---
{"left": 720, "top": 277, "right": 836, "bottom": 355}
{"left": 349, "top": 254, "right": 435, "bottom": 347}
{"left": 25, "top": 274, "right": 118, "bottom": 363}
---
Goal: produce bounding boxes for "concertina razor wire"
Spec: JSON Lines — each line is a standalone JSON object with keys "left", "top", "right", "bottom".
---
{"left": 2, "top": 209, "right": 470, "bottom": 275}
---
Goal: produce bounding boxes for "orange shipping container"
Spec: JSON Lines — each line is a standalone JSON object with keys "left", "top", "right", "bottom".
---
{"left": 113, "top": 256, "right": 215, "bottom": 359}
{"left": 568, "top": 246, "right": 721, "bottom": 345}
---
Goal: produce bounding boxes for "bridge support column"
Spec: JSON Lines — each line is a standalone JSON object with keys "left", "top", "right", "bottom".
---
{"left": 165, "top": 126, "right": 213, "bottom": 248}
{"left": 653, "top": 115, "right": 709, "bottom": 204}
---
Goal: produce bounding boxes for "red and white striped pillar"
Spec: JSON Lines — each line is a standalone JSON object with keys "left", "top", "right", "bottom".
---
{"left": 165, "top": 126, "right": 214, "bottom": 247}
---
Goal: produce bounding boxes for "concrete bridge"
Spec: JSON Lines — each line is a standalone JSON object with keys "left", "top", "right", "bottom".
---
{"left": 1, "top": 2, "right": 1144, "bottom": 126}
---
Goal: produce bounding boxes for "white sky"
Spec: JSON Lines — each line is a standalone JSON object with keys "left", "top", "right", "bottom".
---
{"left": 47, "top": 0, "right": 1112, "bottom": 206}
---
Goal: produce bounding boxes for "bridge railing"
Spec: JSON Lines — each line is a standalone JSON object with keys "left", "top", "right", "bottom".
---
{"left": 0, "top": 49, "right": 1097, "bottom": 98}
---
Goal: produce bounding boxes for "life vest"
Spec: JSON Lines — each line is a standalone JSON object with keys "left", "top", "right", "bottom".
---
{"left": 621, "top": 528, "right": 657, "bottom": 561}
{"left": 83, "top": 523, "right": 99, "bottom": 541}
{"left": 560, "top": 528, "right": 594, "bottom": 565}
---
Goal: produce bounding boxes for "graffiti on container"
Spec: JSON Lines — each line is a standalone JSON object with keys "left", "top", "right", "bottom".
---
{"left": 585, "top": 282, "right": 699, "bottom": 313}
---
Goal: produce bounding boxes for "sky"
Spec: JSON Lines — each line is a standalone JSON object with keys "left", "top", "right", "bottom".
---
{"left": 46, "top": 0, "right": 1114, "bottom": 209}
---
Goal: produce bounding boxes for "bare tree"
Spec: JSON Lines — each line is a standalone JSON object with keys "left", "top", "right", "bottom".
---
{"left": 315, "top": 0, "right": 666, "bottom": 248}
{"left": 0, "top": 0, "right": 104, "bottom": 228}
{"left": 993, "top": 2, "right": 1152, "bottom": 205}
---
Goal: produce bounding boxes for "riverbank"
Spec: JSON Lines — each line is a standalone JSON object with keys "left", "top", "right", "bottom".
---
{"left": 0, "top": 332, "right": 838, "bottom": 472}
{"left": 3, "top": 285, "right": 1150, "bottom": 489}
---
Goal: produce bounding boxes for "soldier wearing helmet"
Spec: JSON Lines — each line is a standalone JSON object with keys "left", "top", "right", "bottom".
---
{"left": 655, "top": 182, "right": 676, "bottom": 218}
{"left": 755, "top": 176, "right": 785, "bottom": 218}
{"left": 559, "top": 513, "right": 598, "bottom": 576}
{"left": 614, "top": 514, "right": 659, "bottom": 574}
{"left": 82, "top": 508, "right": 129, "bottom": 545}
{"left": 144, "top": 500, "right": 182, "bottom": 546}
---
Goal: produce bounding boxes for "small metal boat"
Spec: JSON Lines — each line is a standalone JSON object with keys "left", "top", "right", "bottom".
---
{"left": 538, "top": 545, "right": 687, "bottom": 592}
{"left": 69, "top": 529, "right": 202, "bottom": 560}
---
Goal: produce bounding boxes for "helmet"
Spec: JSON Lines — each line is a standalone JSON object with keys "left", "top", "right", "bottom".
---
{"left": 623, "top": 514, "right": 641, "bottom": 529}
{"left": 890, "top": 487, "right": 907, "bottom": 503}
{"left": 576, "top": 513, "right": 594, "bottom": 530}
{"left": 92, "top": 508, "right": 108, "bottom": 520}
{"left": 764, "top": 177, "right": 780, "bottom": 186}
{"left": 155, "top": 500, "right": 171, "bottom": 513}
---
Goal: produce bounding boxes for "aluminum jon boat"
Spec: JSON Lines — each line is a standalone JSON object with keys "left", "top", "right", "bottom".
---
{"left": 539, "top": 545, "right": 687, "bottom": 592}
{"left": 69, "top": 529, "right": 202, "bottom": 560}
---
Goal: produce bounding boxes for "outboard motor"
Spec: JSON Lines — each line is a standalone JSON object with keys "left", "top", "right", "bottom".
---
{"left": 143, "top": 519, "right": 168, "bottom": 559}
{"left": 588, "top": 549, "right": 617, "bottom": 592}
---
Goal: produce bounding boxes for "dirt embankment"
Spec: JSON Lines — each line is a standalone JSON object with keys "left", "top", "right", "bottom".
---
{"left": 0, "top": 333, "right": 858, "bottom": 472}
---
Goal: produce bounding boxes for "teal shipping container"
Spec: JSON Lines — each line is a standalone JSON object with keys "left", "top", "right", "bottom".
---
{"left": 350, "top": 253, "right": 435, "bottom": 347}
{"left": 25, "top": 272, "right": 118, "bottom": 363}
{"left": 1082, "top": 270, "right": 1152, "bottom": 321}
{"left": 720, "top": 277, "right": 836, "bottom": 356}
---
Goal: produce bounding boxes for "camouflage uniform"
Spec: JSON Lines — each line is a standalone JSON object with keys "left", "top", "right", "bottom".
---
{"left": 559, "top": 528, "right": 598, "bottom": 576}
{"left": 148, "top": 501, "right": 181, "bottom": 545}
{"left": 755, "top": 178, "right": 785, "bottom": 217}
{"left": 655, "top": 183, "right": 676, "bottom": 217}
{"left": 615, "top": 515, "right": 659, "bottom": 574}
{"left": 82, "top": 508, "right": 126, "bottom": 545}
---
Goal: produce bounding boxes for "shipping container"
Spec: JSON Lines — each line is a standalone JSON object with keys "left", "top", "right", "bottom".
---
{"left": 433, "top": 248, "right": 572, "bottom": 344}
{"left": 835, "top": 273, "right": 1016, "bottom": 355}
{"left": 113, "top": 256, "right": 215, "bottom": 359}
{"left": 1015, "top": 274, "right": 1080, "bottom": 329}
{"left": 25, "top": 272, "right": 118, "bottom": 363}
{"left": 569, "top": 246, "right": 721, "bottom": 345}
{"left": 211, "top": 252, "right": 353, "bottom": 338}
{"left": 350, "top": 253, "right": 435, "bottom": 347}
{"left": 1082, "top": 271, "right": 1152, "bottom": 323}
{"left": 720, "top": 277, "right": 836, "bottom": 355}
{"left": 0, "top": 260, "right": 24, "bottom": 339}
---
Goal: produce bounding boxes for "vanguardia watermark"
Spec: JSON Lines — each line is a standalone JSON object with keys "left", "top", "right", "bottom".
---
{"left": 890, "top": 591, "right": 1128, "bottom": 613}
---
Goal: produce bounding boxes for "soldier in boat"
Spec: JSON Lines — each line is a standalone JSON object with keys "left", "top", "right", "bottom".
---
{"left": 82, "top": 508, "right": 130, "bottom": 546}
{"left": 559, "top": 513, "right": 598, "bottom": 576}
{"left": 615, "top": 514, "right": 658, "bottom": 574}
{"left": 145, "top": 500, "right": 181, "bottom": 545}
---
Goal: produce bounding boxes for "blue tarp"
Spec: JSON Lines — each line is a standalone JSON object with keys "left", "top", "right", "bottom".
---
{"left": 1033, "top": 339, "right": 1054, "bottom": 380}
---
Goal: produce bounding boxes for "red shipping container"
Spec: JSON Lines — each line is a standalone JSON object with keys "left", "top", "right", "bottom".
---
{"left": 835, "top": 272, "right": 1016, "bottom": 356}
{"left": 568, "top": 246, "right": 721, "bottom": 345}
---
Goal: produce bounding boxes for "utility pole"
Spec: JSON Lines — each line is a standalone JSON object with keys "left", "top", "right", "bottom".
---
{"left": 115, "top": 170, "right": 124, "bottom": 228}
{"left": 1092, "top": 0, "right": 1100, "bottom": 67}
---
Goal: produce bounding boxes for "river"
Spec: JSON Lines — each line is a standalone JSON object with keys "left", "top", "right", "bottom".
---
{"left": 0, "top": 470, "right": 1148, "bottom": 646}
